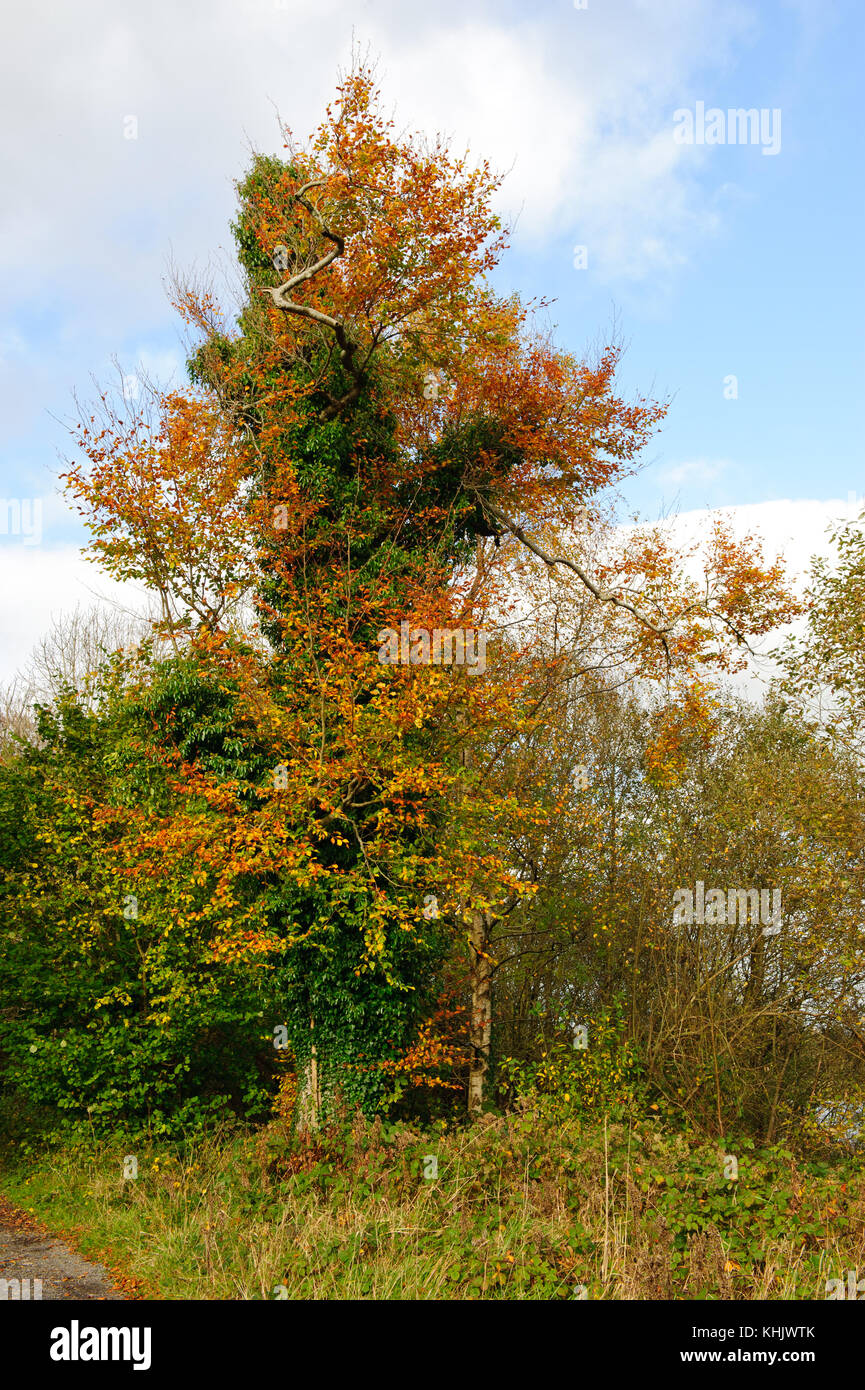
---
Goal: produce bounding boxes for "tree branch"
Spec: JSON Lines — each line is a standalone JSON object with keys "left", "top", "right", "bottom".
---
{"left": 258, "top": 184, "right": 365, "bottom": 419}
{"left": 475, "top": 496, "right": 673, "bottom": 666}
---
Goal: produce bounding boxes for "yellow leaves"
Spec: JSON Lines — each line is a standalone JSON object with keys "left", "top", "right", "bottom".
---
{"left": 93, "top": 989, "right": 132, "bottom": 1010}
{"left": 645, "top": 679, "right": 722, "bottom": 789}
{"left": 207, "top": 927, "right": 279, "bottom": 965}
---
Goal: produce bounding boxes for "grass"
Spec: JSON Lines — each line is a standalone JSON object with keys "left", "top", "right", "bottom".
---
{"left": 1, "top": 1100, "right": 864, "bottom": 1300}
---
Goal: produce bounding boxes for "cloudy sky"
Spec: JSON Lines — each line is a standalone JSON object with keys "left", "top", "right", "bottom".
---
{"left": 1, "top": 0, "right": 862, "bottom": 682}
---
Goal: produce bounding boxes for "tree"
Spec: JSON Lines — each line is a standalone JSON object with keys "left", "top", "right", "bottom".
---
{"left": 778, "top": 508, "right": 865, "bottom": 758}
{"left": 490, "top": 682, "right": 865, "bottom": 1143}
{"left": 54, "top": 62, "right": 803, "bottom": 1126}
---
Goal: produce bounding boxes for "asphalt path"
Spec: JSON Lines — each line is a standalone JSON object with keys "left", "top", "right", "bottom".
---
{"left": 0, "top": 1195, "right": 124, "bottom": 1300}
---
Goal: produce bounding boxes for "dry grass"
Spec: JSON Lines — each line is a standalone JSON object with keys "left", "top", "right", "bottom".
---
{"left": 2, "top": 1108, "right": 862, "bottom": 1300}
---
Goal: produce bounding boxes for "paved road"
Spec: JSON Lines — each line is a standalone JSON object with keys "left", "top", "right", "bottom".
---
{"left": 0, "top": 1196, "right": 124, "bottom": 1300}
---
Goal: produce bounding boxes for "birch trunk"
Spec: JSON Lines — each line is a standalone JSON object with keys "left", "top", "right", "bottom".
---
{"left": 295, "top": 1015, "right": 321, "bottom": 1132}
{"left": 468, "top": 907, "right": 493, "bottom": 1116}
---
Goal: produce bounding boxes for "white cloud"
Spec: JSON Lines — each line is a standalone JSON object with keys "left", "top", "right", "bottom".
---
{"left": 360, "top": 3, "right": 751, "bottom": 280}
{"left": 0, "top": 545, "right": 151, "bottom": 686}
{"left": 1, "top": 496, "right": 855, "bottom": 689}
{"left": 658, "top": 457, "right": 733, "bottom": 486}
{"left": 0, "top": 0, "right": 757, "bottom": 329}
{"left": 657, "top": 497, "right": 858, "bottom": 588}
{"left": 0, "top": 0, "right": 784, "bottom": 482}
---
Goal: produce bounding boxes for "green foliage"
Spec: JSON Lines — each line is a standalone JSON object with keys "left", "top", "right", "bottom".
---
{"left": 498, "top": 1001, "right": 645, "bottom": 1122}
{"left": 0, "top": 638, "right": 453, "bottom": 1134}
{"left": 3, "top": 1106, "right": 862, "bottom": 1300}
{"left": 0, "top": 664, "right": 276, "bottom": 1134}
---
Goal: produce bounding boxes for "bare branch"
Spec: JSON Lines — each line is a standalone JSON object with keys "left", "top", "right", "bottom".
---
{"left": 476, "top": 496, "right": 673, "bottom": 666}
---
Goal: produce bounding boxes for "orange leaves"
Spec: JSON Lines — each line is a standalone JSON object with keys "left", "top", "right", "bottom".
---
{"left": 363, "top": 992, "right": 470, "bottom": 1091}
{"left": 645, "top": 680, "right": 722, "bottom": 790}
{"left": 702, "top": 514, "right": 804, "bottom": 645}
{"left": 392, "top": 307, "right": 669, "bottom": 540}
{"left": 63, "top": 388, "right": 255, "bottom": 633}
{"left": 244, "top": 65, "right": 507, "bottom": 391}
{"left": 603, "top": 512, "right": 803, "bottom": 680}
{"left": 459, "top": 337, "right": 667, "bottom": 523}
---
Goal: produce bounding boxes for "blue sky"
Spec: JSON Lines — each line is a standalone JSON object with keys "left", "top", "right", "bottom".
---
{"left": 496, "top": 0, "right": 864, "bottom": 517}
{"left": 0, "top": 0, "right": 862, "bottom": 679}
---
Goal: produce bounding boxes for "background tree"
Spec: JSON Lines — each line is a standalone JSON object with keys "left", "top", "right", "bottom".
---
{"left": 778, "top": 507, "right": 865, "bottom": 759}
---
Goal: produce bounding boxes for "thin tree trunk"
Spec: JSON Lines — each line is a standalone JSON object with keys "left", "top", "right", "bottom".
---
{"left": 296, "top": 1014, "right": 321, "bottom": 1132}
{"left": 468, "top": 907, "right": 493, "bottom": 1116}
{"left": 458, "top": 604, "right": 496, "bottom": 1120}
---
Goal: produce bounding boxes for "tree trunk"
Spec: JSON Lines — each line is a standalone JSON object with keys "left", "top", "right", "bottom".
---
{"left": 459, "top": 635, "right": 495, "bottom": 1119}
{"left": 296, "top": 1015, "right": 321, "bottom": 1132}
{"left": 468, "top": 907, "right": 493, "bottom": 1117}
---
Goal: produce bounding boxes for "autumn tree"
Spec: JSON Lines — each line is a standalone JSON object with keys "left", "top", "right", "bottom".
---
{"left": 51, "top": 62, "right": 803, "bottom": 1128}
{"left": 778, "top": 507, "right": 865, "bottom": 759}
{"left": 490, "top": 679, "right": 865, "bottom": 1144}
